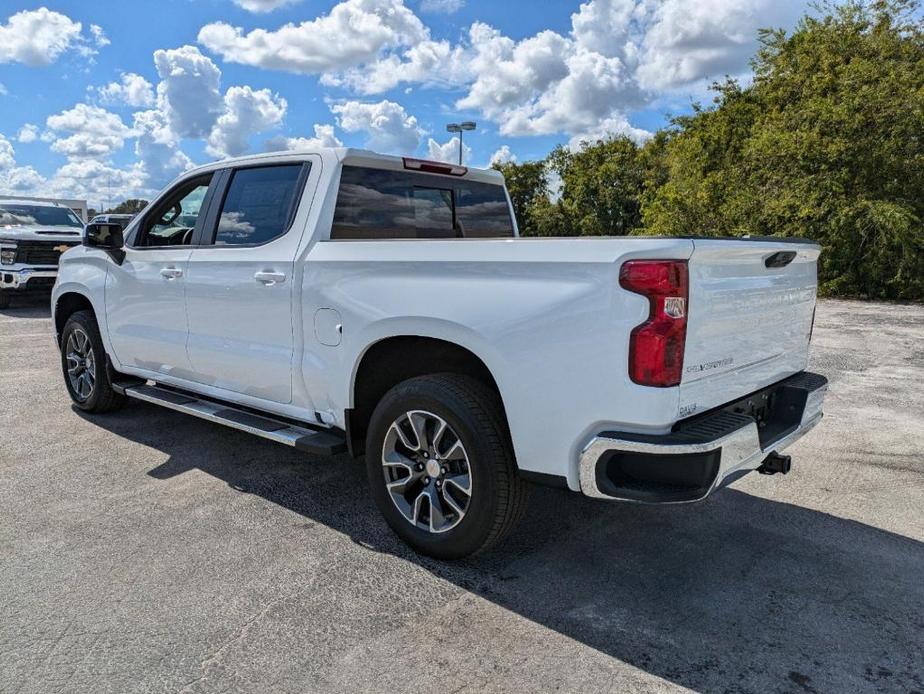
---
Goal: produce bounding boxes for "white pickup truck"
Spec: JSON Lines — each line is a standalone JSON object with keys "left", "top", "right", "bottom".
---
{"left": 1, "top": 199, "right": 84, "bottom": 308}
{"left": 52, "top": 148, "right": 827, "bottom": 558}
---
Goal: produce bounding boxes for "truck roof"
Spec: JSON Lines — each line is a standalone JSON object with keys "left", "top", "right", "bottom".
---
{"left": 0, "top": 198, "right": 70, "bottom": 209}
{"left": 185, "top": 147, "right": 506, "bottom": 186}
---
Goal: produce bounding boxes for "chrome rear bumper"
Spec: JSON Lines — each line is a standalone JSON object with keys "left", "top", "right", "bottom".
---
{"left": 579, "top": 371, "right": 827, "bottom": 503}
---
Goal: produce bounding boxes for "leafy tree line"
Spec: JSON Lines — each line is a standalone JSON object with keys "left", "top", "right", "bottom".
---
{"left": 494, "top": 0, "right": 923, "bottom": 300}
{"left": 88, "top": 198, "right": 149, "bottom": 219}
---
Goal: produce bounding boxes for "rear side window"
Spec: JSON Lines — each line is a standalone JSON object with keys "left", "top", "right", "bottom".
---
{"left": 331, "top": 166, "right": 514, "bottom": 240}
{"left": 214, "top": 164, "right": 305, "bottom": 246}
{"left": 455, "top": 182, "right": 517, "bottom": 237}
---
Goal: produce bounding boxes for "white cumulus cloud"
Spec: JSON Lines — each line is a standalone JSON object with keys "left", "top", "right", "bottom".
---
{"left": 153, "top": 45, "right": 224, "bottom": 140}
{"left": 427, "top": 135, "right": 470, "bottom": 165}
{"left": 0, "top": 135, "right": 48, "bottom": 193}
{"left": 2, "top": 165, "right": 46, "bottom": 192}
{"left": 132, "top": 109, "right": 194, "bottom": 189}
{"left": 198, "top": 0, "right": 428, "bottom": 74}
{"left": 206, "top": 86, "right": 288, "bottom": 158}
{"left": 320, "top": 38, "right": 464, "bottom": 95}
{"left": 331, "top": 99, "right": 423, "bottom": 154}
{"left": 567, "top": 115, "right": 651, "bottom": 150}
{"left": 90, "top": 24, "right": 110, "bottom": 49}
{"left": 489, "top": 145, "right": 516, "bottom": 166}
{"left": 45, "top": 104, "right": 136, "bottom": 160}
{"left": 17, "top": 124, "right": 39, "bottom": 144}
{"left": 0, "top": 7, "right": 84, "bottom": 66}
{"left": 265, "top": 124, "right": 343, "bottom": 151}
{"left": 96, "top": 73, "right": 156, "bottom": 108}
{"left": 232, "top": 0, "right": 303, "bottom": 11}
{"left": 0, "top": 134, "right": 148, "bottom": 203}
{"left": 213, "top": 0, "right": 802, "bottom": 144}
{"left": 0, "top": 135, "right": 15, "bottom": 170}
{"left": 634, "top": 0, "right": 802, "bottom": 91}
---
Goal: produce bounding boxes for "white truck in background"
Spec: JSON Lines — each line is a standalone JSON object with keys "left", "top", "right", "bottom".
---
{"left": 1, "top": 200, "right": 84, "bottom": 308}
{"left": 51, "top": 148, "right": 827, "bottom": 558}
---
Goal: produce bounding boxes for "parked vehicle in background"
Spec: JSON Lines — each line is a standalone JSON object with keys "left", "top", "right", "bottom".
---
{"left": 0, "top": 200, "right": 84, "bottom": 309}
{"left": 51, "top": 148, "right": 827, "bottom": 558}
{"left": 89, "top": 214, "right": 134, "bottom": 230}
{"left": 0, "top": 194, "right": 88, "bottom": 224}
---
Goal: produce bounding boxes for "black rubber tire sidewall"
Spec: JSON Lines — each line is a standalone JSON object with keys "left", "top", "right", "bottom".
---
{"left": 365, "top": 374, "right": 518, "bottom": 560}
{"left": 60, "top": 310, "right": 122, "bottom": 412}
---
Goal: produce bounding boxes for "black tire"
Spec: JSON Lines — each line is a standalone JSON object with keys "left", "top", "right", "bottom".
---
{"left": 0, "top": 291, "right": 11, "bottom": 309}
{"left": 60, "top": 309, "right": 125, "bottom": 413}
{"left": 365, "top": 373, "right": 528, "bottom": 559}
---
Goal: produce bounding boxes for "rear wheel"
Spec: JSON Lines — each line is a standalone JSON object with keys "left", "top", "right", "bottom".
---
{"left": 60, "top": 310, "right": 125, "bottom": 413}
{"left": 365, "top": 374, "right": 528, "bottom": 559}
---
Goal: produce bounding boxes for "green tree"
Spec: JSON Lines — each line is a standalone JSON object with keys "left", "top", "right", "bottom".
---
{"left": 640, "top": 0, "right": 924, "bottom": 299}
{"left": 105, "top": 199, "right": 149, "bottom": 215}
{"left": 551, "top": 137, "right": 645, "bottom": 236}
{"left": 492, "top": 160, "right": 549, "bottom": 236}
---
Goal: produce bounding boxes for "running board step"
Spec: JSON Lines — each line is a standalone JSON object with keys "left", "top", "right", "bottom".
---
{"left": 111, "top": 377, "right": 146, "bottom": 395}
{"left": 123, "top": 384, "right": 346, "bottom": 456}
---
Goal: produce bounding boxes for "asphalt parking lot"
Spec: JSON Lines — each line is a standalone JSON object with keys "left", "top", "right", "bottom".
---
{"left": 1, "top": 297, "right": 922, "bottom": 694}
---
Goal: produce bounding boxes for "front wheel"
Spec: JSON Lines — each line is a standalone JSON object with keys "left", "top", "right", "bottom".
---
{"left": 60, "top": 310, "right": 125, "bottom": 413}
{"left": 365, "top": 374, "right": 528, "bottom": 559}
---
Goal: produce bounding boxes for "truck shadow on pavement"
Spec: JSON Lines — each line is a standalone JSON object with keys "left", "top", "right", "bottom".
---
{"left": 0, "top": 293, "right": 52, "bottom": 318}
{"left": 82, "top": 401, "right": 924, "bottom": 694}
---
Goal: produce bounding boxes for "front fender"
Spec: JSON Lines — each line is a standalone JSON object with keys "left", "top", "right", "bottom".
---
{"left": 52, "top": 249, "right": 116, "bottom": 364}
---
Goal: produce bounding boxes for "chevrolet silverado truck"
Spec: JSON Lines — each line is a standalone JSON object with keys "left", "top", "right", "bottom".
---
{"left": 1, "top": 199, "right": 84, "bottom": 308}
{"left": 51, "top": 149, "right": 827, "bottom": 558}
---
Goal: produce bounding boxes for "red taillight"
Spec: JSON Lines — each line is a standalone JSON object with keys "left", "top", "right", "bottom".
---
{"left": 619, "top": 260, "right": 689, "bottom": 387}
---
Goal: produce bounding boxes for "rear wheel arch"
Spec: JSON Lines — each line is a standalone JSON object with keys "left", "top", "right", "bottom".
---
{"left": 347, "top": 336, "right": 511, "bottom": 459}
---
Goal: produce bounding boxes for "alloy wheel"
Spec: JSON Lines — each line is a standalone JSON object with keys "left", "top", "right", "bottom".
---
{"left": 65, "top": 328, "right": 96, "bottom": 401}
{"left": 381, "top": 410, "right": 473, "bottom": 533}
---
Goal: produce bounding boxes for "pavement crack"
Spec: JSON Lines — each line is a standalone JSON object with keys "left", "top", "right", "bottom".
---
{"left": 178, "top": 590, "right": 299, "bottom": 693}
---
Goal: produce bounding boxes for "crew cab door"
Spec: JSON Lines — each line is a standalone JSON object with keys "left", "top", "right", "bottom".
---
{"left": 183, "top": 161, "right": 313, "bottom": 404}
{"left": 105, "top": 173, "right": 216, "bottom": 377}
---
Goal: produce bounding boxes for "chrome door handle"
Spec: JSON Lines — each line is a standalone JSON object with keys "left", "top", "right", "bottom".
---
{"left": 254, "top": 271, "right": 286, "bottom": 286}
{"left": 160, "top": 267, "right": 183, "bottom": 279}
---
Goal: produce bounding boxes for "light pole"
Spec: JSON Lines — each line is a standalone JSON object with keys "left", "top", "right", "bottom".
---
{"left": 446, "top": 121, "right": 476, "bottom": 165}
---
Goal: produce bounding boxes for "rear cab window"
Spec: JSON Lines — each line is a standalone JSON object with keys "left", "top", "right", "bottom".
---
{"left": 331, "top": 166, "right": 515, "bottom": 240}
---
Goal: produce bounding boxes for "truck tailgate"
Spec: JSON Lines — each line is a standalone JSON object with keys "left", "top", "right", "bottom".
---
{"left": 679, "top": 239, "right": 819, "bottom": 418}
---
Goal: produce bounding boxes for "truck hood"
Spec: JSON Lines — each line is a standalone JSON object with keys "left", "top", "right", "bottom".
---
{"left": 0, "top": 225, "right": 83, "bottom": 242}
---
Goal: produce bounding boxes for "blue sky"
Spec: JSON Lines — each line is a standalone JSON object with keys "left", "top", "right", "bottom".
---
{"left": 0, "top": 0, "right": 808, "bottom": 208}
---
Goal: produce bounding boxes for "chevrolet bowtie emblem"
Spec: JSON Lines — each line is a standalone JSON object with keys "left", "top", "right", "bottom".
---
{"left": 53, "top": 245, "right": 71, "bottom": 253}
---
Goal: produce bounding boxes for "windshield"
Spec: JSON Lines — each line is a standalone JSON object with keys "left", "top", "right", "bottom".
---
{"left": 0, "top": 204, "right": 83, "bottom": 228}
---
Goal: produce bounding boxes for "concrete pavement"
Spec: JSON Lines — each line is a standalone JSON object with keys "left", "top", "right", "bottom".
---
{"left": 1, "top": 297, "right": 922, "bottom": 693}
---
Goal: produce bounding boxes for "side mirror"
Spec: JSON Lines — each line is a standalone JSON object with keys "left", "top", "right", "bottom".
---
{"left": 84, "top": 223, "right": 125, "bottom": 264}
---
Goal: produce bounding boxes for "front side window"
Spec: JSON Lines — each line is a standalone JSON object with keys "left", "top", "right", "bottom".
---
{"left": 136, "top": 175, "right": 212, "bottom": 247}
{"left": 214, "top": 164, "right": 304, "bottom": 246}
{"left": 0, "top": 204, "right": 83, "bottom": 228}
{"left": 331, "top": 166, "right": 515, "bottom": 240}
